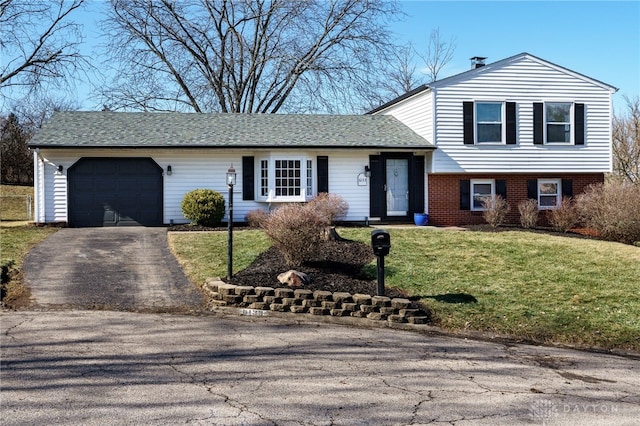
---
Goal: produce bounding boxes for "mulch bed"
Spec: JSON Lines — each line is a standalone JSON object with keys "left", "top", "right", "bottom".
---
{"left": 229, "top": 239, "right": 411, "bottom": 298}
{"left": 169, "top": 223, "right": 410, "bottom": 298}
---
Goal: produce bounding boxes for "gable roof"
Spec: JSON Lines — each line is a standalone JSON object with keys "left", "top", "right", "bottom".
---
{"left": 368, "top": 52, "right": 618, "bottom": 114}
{"left": 29, "top": 111, "right": 434, "bottom": 149}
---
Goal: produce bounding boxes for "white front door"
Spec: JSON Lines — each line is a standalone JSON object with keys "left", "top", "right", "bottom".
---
{"left": 386, "top": 159, "right": 409, "bottom": 216}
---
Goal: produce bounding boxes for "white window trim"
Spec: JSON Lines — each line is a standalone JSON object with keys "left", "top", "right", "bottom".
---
{"left": 257, "top": 155, "right": 314, "bottom": 202}
{"left": 475, "top": 101, "right": 505, "bottom": 144}
{"left": 537, "top": 178, "right": 562, "bottom": 210}
{"left": 544, "top": 101, "right": 574, "bottom": 145}
{"left": 471, "top": 179, "right": 495, "bottom": 211}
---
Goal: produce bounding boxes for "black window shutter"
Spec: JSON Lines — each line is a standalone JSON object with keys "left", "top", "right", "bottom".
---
{"left": 369, "top": 155, "right": 385, "bottom": 217}
{"left": 527, "top": 179, "right": 538, "bottom": 200}
{"left": 496, "top": 179, "right": 507, "bottom": 199}
{"left": 561, "top": 179, "right": 573, "bottom": 198}
{"left": 463, "top": 101, "right": 474, "bottom": 145}
{"left": 574, "top": 103, "right": 585, "bottom": 145}
{"left": 460, "top": 180, "right": 471, "bottom": 210}
{"left": 533, "top": 103, "right": 544, "bottom": 145}
{"left": 242, "top": 156, "right": 254, "bottom": 201}
{"left": 506, "top": 102, "right": 517, "bottom": 144}
{"left": 317, "top": 156, "right": 329, "bottom": 193}
{"left": 412, "top": 155, "right": 425, "bottom": 214}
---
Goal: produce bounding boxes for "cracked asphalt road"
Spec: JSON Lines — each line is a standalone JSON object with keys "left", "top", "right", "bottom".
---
{"left": 2, "top": 310, "right": 639, "bottom": 425}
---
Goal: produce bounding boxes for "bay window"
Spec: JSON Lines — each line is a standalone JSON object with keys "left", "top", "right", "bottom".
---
{"left": 258, "top": 156, "right": 313, "bottom": 201}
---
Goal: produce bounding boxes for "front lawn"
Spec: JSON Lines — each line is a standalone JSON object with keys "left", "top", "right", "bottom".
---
{"left": 169, "top": 227, "right": 640, "bottom": 353}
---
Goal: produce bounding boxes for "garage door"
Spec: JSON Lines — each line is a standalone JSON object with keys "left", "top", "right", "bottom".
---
{"left": 68, "top": 158, "right": 163, "bottom": 227}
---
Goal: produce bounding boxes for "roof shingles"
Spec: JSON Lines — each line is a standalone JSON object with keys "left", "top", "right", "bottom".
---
{"left": 30, "top": 111, "right": 433, "bottom": 149}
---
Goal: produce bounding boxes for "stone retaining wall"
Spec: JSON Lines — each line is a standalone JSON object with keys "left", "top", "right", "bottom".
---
{"left": 203, "top": 278, "right": 431, "bottom": 324}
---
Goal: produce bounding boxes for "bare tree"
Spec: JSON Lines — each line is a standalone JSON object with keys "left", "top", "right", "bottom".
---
{"left": 419, "top": 27, "right": 456, "bottom": 83}
{"left": 613, "top": 96, "right": 640, "bottom": 184}
{"left": 99, "top": 0, "right": 401, "bottom": 113}
{"left": 0, "top": 0, "right": 87, "bottom": 98}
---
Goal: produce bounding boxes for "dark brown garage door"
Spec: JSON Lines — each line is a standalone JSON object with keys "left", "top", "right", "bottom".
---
{"left": 68, "top": 158, "right": 163, "bottom": 227}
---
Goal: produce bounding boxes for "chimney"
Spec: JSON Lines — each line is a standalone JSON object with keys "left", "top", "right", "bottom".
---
{"left": 470, "top": 56, "right": 487, "bottom": 69}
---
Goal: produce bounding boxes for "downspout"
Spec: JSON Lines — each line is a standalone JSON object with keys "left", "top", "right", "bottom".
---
{"left": 33, "top": 149, "right": 42, "bottom": 223}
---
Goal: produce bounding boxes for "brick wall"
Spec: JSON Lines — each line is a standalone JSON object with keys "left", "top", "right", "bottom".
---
{"left": 427, "top": 173, "right": 604, "bottom": 227}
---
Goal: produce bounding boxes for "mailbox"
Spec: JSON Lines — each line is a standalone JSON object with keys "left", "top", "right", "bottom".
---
{"left": 371, "top": 229, "right": 391, "bottom": 257}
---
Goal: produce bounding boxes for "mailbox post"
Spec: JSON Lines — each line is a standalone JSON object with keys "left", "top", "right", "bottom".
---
{"left": 371, "top": 229, "right": 391, "bottom": 296}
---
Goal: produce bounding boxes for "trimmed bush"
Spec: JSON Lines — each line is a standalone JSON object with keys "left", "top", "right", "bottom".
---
{"left": 246, "top": 209, "right": 269, "bottom": 228}
{"left": 547, "top": 197, "right": 578, "bottom": 233}
{"left": 261, "top": 204, "right": 326, "bottom": 266}
{"left": 518, "top": 199, "right": 539, "bottom": 229}
{"left": 306, "top": 192, "right": 349, "bottom": 225}
{"left": 576, "top": 181, "right": 640, "bottom": 244}
{"left": 181, "top": 189, "right": 225, "bottom": 227}
{"left": 481, "top": 195, "right": 510, "bottom": 228}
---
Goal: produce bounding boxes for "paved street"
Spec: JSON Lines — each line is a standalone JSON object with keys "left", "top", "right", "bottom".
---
{"left": 2, "top": 309, "right": 639, "bottom": 425}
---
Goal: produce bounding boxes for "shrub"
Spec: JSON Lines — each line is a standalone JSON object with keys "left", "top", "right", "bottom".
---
{"left": 261, "top": 204, "right": 325, "bottom": 266}
{"left": 246, "top": 209, "right": 269, "bottom": 228}
{"left": 576, "top": 181, "right": 640, "bottom": 244}
{"left": 518, "top": 199, "right": 539, "bottom": 229}
{"left": 481, "top": 195, "right": 510, "bottom": 228}
{"left": 306, "top": 193, "right": 349, "bottom": 225}
{"left": 547, "top": 197, "right": 578, "bottom": 233}
{"left": 180, "top": 189, "right": 225, "bottom": 227}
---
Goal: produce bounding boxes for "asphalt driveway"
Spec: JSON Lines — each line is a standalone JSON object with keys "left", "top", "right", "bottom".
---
{"left": 23, "top": 227, "right": 205, "bottom": 311}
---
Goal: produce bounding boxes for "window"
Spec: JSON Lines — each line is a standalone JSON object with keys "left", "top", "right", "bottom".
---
{"left": 538, "top": 179, "right": 561, "bottom": 209}
{"left": 546, "top": 103, "right": 572, "bottom": 143}
{"left": 258, "top": 156, "right": 313, "bottom": 201}
{"left": 471, "top": 179, "right": 495, "bottom": 211}
{"left": 260, "top": 160, "right": 269, "bottom": 197}
{"left": 274, "top": 160, "right": 301, "bottom": 197}
{"left": 306, "top": 159, "right": 313, "bottom": 196}
{"left": 476, "top": 102, "right": 503, "bottom": 143}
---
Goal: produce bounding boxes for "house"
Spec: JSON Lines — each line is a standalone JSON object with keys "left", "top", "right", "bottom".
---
{"left": 29, "top": 52, "right": 617, "bottom": 228}
{"left": 369, "top": 52, "right": 617, "bottom": 226}
{"left": 29, "top": 113, "right": 433, "bottom": 226}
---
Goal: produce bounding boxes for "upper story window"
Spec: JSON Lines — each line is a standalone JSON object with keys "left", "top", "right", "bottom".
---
{"left": 534, "top": 102, "right": 585, "bottom": 145}
{"left": 546, "top": 103, "right": 572, "bottom": 143}
{"left": 464, "top": 101, "right": 517, "bottom": 145}
{"left": 476, "top": 102, "right": 503, "bottom": 143}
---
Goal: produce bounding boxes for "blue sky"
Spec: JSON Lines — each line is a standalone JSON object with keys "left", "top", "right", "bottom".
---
{"left": 390, "top": 1, "right": 639, "bottom": 112}
{"left": 8, "top": 0, "right": 638, "bottom": 113}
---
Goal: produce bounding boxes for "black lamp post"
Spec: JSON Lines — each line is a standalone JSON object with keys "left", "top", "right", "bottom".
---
{"left": 226, "top": 164, "right": 236, "bottom": 281}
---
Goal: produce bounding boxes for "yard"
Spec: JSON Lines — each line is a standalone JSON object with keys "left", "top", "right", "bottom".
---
{"left": 169, "top": 227, "right": 640, "bottom": 353}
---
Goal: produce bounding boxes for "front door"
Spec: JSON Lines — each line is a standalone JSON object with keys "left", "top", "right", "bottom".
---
{"left": 369, "top": 153, "right": 424, "bottom": 221}
{"left": 386, "top": 158, "right": 409, "bottom": 216}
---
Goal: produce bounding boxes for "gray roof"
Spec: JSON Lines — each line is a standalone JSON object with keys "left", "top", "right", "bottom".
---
{"left": 30, "top": 111, "right": 434, "bottom": 149}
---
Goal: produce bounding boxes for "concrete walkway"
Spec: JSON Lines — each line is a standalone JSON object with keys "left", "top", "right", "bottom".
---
{"left": 22, "top": 227, "right": 204, "bottom": 311}
{"left": 2, "top": 309, "right": 639, "bottom": 425}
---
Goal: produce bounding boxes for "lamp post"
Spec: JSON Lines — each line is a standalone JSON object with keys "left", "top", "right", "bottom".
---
{"left": 226, "top": 164, "right": 236, "bottom": 281}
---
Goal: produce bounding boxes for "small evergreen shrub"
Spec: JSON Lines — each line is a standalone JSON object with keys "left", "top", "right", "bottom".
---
{"left": 481, "top": 195, "right": 510, "bottom": 228}
{"left": 181, "top": 189, "right": 225, "bottom": 227}
{"left": 576, "top": 181, "right": 640, "bottom": 244}
{"left": 518, "top": 199, "right": 539, "bottom": 229}
{"left": 547, "top": 197, "right": 578, "bottom": 233}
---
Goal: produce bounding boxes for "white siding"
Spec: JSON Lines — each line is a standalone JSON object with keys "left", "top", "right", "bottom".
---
{"left": 381, "top": 55, "right": 614, "bottom": 174}
{"left": 378, "top": 90, "right": 434, "bottom": 145}
{"left": 36, "top": 148, "right": 376, "bottom": 224}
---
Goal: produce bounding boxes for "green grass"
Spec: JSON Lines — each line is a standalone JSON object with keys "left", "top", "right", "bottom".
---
{"left": 168, "top": 230, "right": 271, "bottom": 285}
{"left": 169, "top": 227, "right": 640, "bottom": 353}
